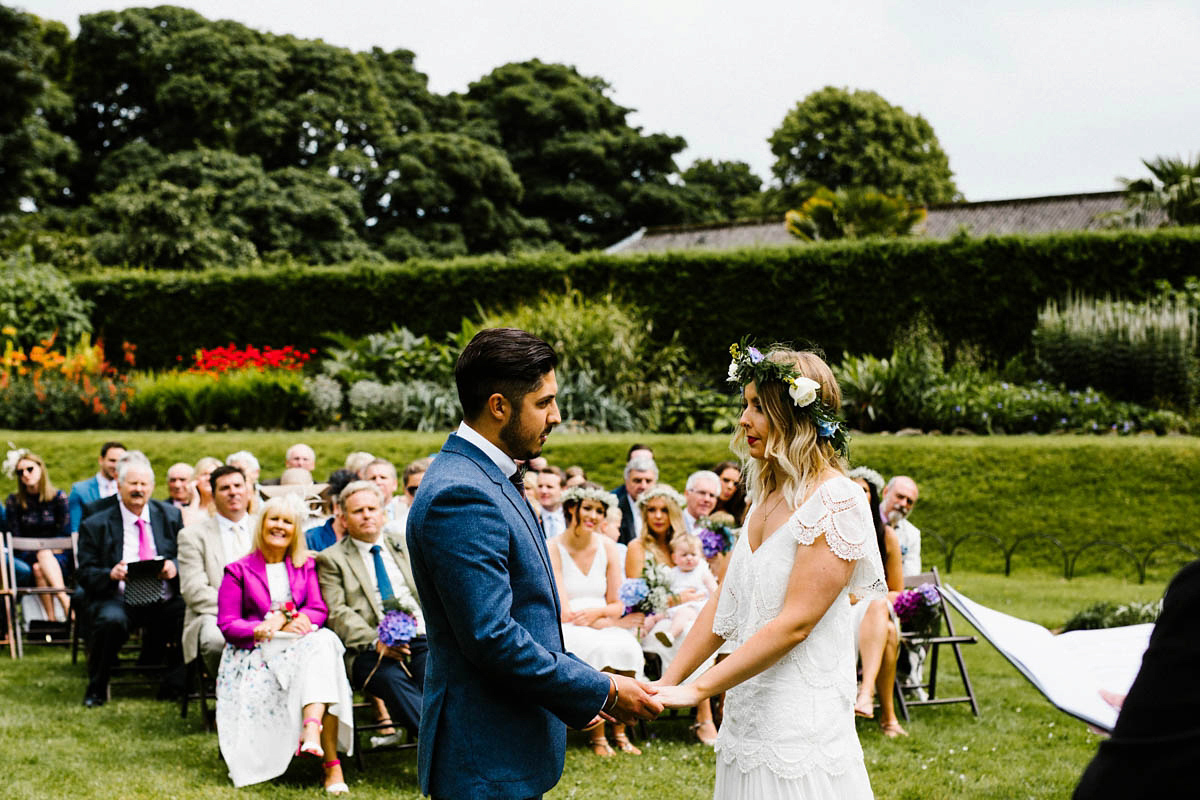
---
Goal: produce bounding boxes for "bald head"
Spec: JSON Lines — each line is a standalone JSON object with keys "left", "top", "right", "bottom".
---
{"left": 882, "top": 475, "right": 919, "bottom": 524}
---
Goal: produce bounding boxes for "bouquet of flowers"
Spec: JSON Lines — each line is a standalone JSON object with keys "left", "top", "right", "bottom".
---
{"left": 619, "top": 558, "right": 675, "bottom": 616}
{"left": 695, "top": 516, "right": 735, "bottom": 559}
{"left": 893, "top": 583, "right": 941, "bottom": 637}
{"left": 368, "top": 599, "right": 420, "bottom": 680}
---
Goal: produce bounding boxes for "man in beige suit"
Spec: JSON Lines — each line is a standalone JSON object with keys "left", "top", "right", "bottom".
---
{"left": 317, "top": 481, "right": 425, "bottom": 741}
{"left": 178, "top": 465, "right": 253, "bottom": 675}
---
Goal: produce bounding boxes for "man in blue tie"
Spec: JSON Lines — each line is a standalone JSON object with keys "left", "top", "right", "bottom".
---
{"left": 317, "top": 481, "right": 426, "bottom": 741}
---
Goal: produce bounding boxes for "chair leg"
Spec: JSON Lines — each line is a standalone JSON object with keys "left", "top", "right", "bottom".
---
{"left": 893, "top": 675, "right": 910, "bottom": 722}
{"left": 950, "top": 642, "right": 980, "bottom": 716}
{"left": 927, "top": 642, "right": 940, "bottom": 700}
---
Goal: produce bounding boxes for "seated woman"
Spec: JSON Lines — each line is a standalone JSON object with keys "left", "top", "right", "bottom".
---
{"left": 848, "top": 466, "right": 907, "bottom": 737}
{"left": 712, "top": 460, "right": 747, "bottom": 525}
{"left": 4, "top": 449, "right": 71, "bottom": 621}
{"left": 216, "top": 495, "right": 354, "bottom": 793}
{"left": 181, "top": 456, "right": 221, "bottom": 527}
{"left": 547, "top": 483, "right": 645, "bottom": 757}
{"left": 625, "top": 484, "right": 720, "bottom": 746}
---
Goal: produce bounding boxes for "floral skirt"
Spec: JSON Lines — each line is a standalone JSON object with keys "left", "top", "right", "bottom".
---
{"left": 215, "top": 628, "right": 354, "bottom": 787}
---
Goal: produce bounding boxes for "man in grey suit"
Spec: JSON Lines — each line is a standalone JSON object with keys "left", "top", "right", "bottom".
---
{"left": 317, "top": 481, "right": 426, "bottom": 740}
{"left": 177, "top": 465, "right": 253, "bottom": 675}
{"left": 406, "top": 328, "right": 662, "bottom": 799}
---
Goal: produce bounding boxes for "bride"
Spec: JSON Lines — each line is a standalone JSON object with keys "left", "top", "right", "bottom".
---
{"left": 655, "top": 342, "right": 886, "bottom": 799}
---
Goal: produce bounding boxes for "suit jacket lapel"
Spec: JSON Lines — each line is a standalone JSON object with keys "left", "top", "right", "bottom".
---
{"left": 343, "top": 538, "right": 383, "bottom": 620}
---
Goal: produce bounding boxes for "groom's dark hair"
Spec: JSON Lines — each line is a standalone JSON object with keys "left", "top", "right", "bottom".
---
{"left": 456, "top": 327, "right": 558, "bottom": 421}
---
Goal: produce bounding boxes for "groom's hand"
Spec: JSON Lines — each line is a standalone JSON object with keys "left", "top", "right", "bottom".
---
{"left": 602, "top": 674, "right": 663, "bottom": 724}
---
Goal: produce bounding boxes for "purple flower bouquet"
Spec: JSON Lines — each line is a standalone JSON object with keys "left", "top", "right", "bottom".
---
{"left": 893, "top": 583, "right": 941, "bottom": 636}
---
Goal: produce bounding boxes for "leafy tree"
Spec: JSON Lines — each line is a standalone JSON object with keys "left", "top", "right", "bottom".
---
{"left": 0, "top": 5, "right": 76, "bottom": 212}
{"left": 0, "top": 245, "right": 93, "bottom": 349}
{"left": 785, "top": 187, "right": 926, "bottom": 241}
{"left": 769, "top": 87, "right": 959, "bottom": 206}
{"left": 1114, "top": 155, "right": 1200, "bottom": 228}
{"left": 680, "top": 159, "right": 763, "bottom": 221}
{"left": 464, "top": 60, "right": 689, "bottom": 250}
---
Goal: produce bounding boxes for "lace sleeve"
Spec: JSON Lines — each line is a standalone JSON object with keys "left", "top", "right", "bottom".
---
{"left": 788, "top": 476, "right": 886, "bottom": 600}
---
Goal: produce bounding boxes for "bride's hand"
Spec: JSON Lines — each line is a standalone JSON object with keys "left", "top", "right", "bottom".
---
{"left": 653, "top": 684, "right": 702, "bottom": 709}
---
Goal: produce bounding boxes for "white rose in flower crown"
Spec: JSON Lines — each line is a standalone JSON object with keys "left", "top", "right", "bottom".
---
{"left": 727, "top": 360, "right": 739, "bottom": 383}
{"left": 788, "top": 376, "right": 821, "bottom": 407}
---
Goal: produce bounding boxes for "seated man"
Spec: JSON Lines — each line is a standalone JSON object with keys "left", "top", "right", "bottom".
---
{"left": 682, "top": 470, "right": 721, "bottom": 532}
{"left": 537, "top": 466, "right": 566, "bottom": 538}
{"left": 883, "top": 475, "right": 922, "bottom": 576}
{"left": 305, "top": 469, "right": 355, "bottom": 552}
{"left": 318, "top": 481, "right": 426, "bottom": 742}
{"left": 76, "top": 451, "right": 185, "bottom": 707}
{"left": 614, "top": 456, "right": 657, "bottom": 545}
{"left": 68, "top": 441, "right": 126, "bottom": 532}
{"left": 177, "top": 465, "right": 253, "bottom": 676}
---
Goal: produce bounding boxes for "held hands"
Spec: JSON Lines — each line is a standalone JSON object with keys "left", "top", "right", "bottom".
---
{"left": 649, "top": 682, "right": 702, "bottom": 710}
{"left": 599, "top": 674, "right": 663, "bottom": 725}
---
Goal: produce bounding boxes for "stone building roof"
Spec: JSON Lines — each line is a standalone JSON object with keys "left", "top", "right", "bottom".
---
{"left": 606, "top": 190, "right": 1163, "bottom": 254}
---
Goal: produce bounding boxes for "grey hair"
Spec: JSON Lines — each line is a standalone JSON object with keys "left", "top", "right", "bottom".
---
{"left": 285, "top": 443, "right": 315, "bottom": 461}
{"left": 685, "top": 470, "right": 721, "bottom": 493}
{"left": 884, "top": 474, "right": 916, "bottom": 494}
{"left": 117, "top": 450, "right": 154, "bottom": 484}
{"left": 624, "top": 456, "right": 659, "bottom": 481}
{"left": 338, "top": 479, "right": 386, "bottom": 509}
{"left": 226, "top": 450, "right": 260, "bottom": 472}
{"left": 849, "top": 466, "right": 885, "bottom": 495}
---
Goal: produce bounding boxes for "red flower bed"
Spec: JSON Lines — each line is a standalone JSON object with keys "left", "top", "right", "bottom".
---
{"left": 182, "top": 343, "right": 315, "bottom": 374}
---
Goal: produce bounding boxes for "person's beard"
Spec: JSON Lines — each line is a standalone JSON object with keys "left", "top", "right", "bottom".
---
{"left": 886, "top": 506, "right": 908, "bottom": 526}
{"left": 499, "top": 413, "right": 547, "bottom": 462}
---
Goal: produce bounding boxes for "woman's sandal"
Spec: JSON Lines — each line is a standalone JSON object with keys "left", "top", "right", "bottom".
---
{"left": 691, "top": 720, "right": 719, "bottom": 746}
{"left": 612, "top": 732, "right": 642, "bottom": 755}
{"left": 589, "top": 735, "right": 615, "bottom": 757}
{"left": 323, "top": 759, "right": 349, "bottom": 795}
{"left": 854, "top": 697, "right": 875, "bottom": 719}
{"left": 880, "top": 720, "right": 909, "bottom": 738}
{"left": 297, "top": 716, "right": 324, "bottom": 758}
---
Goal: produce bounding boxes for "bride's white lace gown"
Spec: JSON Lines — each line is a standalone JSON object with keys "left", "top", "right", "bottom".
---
{"left": 712, "top": 475, "right": 885, "bottom": 799}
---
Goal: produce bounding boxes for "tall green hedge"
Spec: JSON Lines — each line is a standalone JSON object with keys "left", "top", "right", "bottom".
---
{"left": 73, "top": 229, "right": 1200, "bottom": 375}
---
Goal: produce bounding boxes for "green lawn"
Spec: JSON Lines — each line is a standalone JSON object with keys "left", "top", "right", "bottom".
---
{"left": 1, "top": 570, "right": 1169, "bottom": 800}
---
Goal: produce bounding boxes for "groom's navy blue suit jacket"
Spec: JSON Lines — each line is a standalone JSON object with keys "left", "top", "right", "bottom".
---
{"left": 407, "top": 433, "right": 610, "bottom": 799}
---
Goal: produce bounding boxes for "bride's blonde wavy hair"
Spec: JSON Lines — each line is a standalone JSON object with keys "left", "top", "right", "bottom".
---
{"left": 730, "top": 347, "right": 846, "bottom": 509}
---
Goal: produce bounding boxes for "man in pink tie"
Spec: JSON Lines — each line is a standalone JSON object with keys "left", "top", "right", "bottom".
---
{"left": 77, "top": 451, "right": 186, "bottom": 707}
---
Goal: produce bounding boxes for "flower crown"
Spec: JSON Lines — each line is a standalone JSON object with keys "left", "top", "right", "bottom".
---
{"left": 2, "top": 442, "right": 28, "bottom": 479}
{"left": 847, "top": 466, "right": 884, "bottom": 495}
{"left": 635, "top": 484, "right": 686, "bottom": 511}
{"left": 560, "top": 485, "right": 617, "bottom": 511}
{"left": 727, "top": 338, "right": 849, "bottom": 458}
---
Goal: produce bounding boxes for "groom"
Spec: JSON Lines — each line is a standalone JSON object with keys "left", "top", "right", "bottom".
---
{"left": 407, "top": 327, "right": 662, "bottom": 799}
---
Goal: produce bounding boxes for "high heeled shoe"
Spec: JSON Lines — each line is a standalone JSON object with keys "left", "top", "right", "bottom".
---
{"left": 323, "top": 759, "right": 349, "bottom": 795}
{"left": 297, "top": 716, "right": 324, "bottom": 758}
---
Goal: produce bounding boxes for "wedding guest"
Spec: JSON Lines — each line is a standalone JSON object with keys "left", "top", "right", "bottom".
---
{"left": 538, "top": 467, "right": 566, "bottom": 537}
{"left": 225, "top": 451, "right": 261, "bottom": 513}
{"left": 285, "top": 443, "right": 317, "bottom": 472}
{"left": 77, "top": 451, "right": 185, "bottom": 707}
{"left": 712, "top": 460, "right": 747, "bottom": 525}
{"left": 216, "top": 495, "right": 353, "bottom": 793}
{"left": 5, "top": 449, "right": 72, "bottom": 620}
{"left": 165, "top": 463, "right": 194, "bottom": 509}
{"left": 547, "top": 483, "right": 645, "bottom": 757}
{"left": 602, "top": 504, "right": 626, "bottom": 566}
{"left": 564, "top": 465, "right": 587, "bottom": 488}
{"left": 363, "top": 458, "right": 405, "bottom": 528}
{"left": 68, "top": 441, "right": 125, "bottom": 532}
{"left": 625, "top": 484, "right": 718, "bottom": 745}
{"left": 882, "top": 475, "right": 922, "bottom": 575}
{"left": 613, "top": 456, "right": 657, "bottom": 545}
{"left": 849, "top": 468, "right": 907, "bottom": 737}
{"left": 400, "top": 457, "right": 432, "bottom": 509}
{"left": 343, "top": 451, "right": 375, "bottom": 479}
{"left": 523, "top": 471, "right": 543, "bottom": 525}
{"left": 181, "top": 456, "right": 221, "bottom": 527}
{"left": 305, "top": 470, "right": 355, "bottom": 552}
{"left": 660, "top": 533, "right": 718, "bottom": 647}
{"left": 317, "top": 481, "right": 426, "bottom": 747}
{"left": 178, "top": 465, "right": 253, "bottom": 676}
{"left": 682, "top": 471, "right": 721, "bottom": 532}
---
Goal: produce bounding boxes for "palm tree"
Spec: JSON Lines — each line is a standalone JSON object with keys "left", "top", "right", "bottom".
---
{"left": 1113, "top": 154, "right": 1200, "bottom": 227}
{"left": 785, "top": 186, "right": 926, "bottom": 241}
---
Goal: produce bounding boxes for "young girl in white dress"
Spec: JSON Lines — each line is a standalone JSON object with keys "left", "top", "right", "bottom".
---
{"left": 657, "top": 533, "right": 719, "bottom": 646}
{"left": 656, "top": 342, "right": 886, "bottom": 800}
{"left": 546, "top": 483, "right": 645, "bottom": 756}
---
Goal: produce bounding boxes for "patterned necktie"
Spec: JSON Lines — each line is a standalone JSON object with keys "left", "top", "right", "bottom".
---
{"left": 370, "top": 544, "right": 395, "bottom": 606}
{"left": 136, "top": 518, "right": 153, "bottom": 560}
{"left": 510, "top": 461, "right": 527, "bottom": 492}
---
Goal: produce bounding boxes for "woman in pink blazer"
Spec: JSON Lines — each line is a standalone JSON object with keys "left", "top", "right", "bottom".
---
{"left": 215, "top": 495, "right": 354, "bottom": 793}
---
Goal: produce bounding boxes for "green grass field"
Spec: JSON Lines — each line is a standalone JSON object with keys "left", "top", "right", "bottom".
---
{"left": 1, "top": 570, "right": 1169, "bottom": 800}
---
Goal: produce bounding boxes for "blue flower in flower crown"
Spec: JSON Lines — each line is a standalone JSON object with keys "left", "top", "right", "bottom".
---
{"left": 747, "top": 346, "right": 764, "bottom": 363}
{"left": 816, "top": 418, "right": 839, "bottom": 439}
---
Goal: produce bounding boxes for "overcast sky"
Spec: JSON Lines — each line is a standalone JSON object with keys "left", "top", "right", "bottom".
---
{"left": 22, "top": 0, "right": 1200, "bottom": 201}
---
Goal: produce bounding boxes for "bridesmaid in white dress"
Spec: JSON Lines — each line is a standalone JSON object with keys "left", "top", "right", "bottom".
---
{"left": 656, "top": 343, "right": 886, "bottom": 800}
{"left": 547, "top": 483, "right": 645, "bottom": 756}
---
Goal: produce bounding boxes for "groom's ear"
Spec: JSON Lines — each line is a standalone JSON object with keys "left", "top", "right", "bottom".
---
{"left": 484, "top": 392, "right": 508, "bottom": 423}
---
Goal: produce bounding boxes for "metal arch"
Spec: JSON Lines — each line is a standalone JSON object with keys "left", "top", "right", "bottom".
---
{"left": 1003, "top": 533, "right": 1069, "bottom": 578}
{"left": 1068, "top": 540, "right": 1142, "bottom": 582}
{"left": 944, "top": 532, "right": 1005, "bottom": 573}
{"left": 1138, "top": 541, "right": 1200, "bottom": 585}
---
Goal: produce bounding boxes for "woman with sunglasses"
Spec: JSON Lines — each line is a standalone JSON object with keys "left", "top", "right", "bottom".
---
{"left": 4, "top": 449, "right": 72, "bottom": 620}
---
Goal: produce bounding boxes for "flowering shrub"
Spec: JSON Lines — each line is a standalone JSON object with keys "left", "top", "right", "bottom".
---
{"left": 182, "top": 343, "right": 314, "bottom": 374}
{"left": 0, "top": 328, "right": 133, "bottom": 429}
